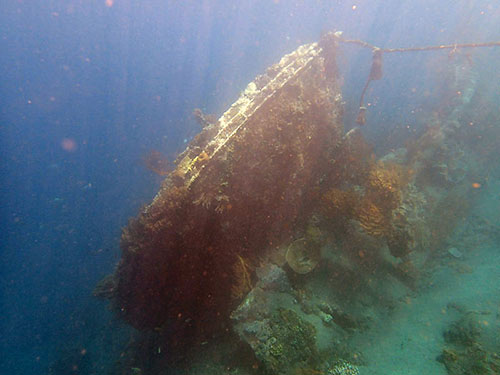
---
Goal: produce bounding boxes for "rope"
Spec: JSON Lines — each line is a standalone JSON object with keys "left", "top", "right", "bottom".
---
{"left": 341, "top": 39, "right": 500, "bottom": 53}
{"left": 338, "top": 37, "right": 500, "bottom": 125}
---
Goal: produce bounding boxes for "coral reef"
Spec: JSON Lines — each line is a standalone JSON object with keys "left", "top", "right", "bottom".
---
{"left": 231, "top": 264, "right": 366, "bottom": 375}
{"left": 356, "top": 162, "right": 413, "bottom": 244}
{"left": 320, "top": 146, "right": 418, "bottom": 260}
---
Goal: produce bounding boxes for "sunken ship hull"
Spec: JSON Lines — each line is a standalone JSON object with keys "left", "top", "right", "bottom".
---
{"left": 112, "top": 33, "right": 344, "bottom": 349}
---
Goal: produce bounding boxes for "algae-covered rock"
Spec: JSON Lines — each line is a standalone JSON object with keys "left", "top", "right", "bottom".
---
{"left": 244, "top": 308, "right": 318, "bottom": 375}
{"left": 438, "top": 312, "right": 500, "bottom": 375}
{"left": 443, "top": 314, "right": 482, "bottom": 347}
{"left": 231, "top": 265, "right": 320, "bottom": 374}
{"left": 438, "top": 343, "right": 500, "bottom": 375}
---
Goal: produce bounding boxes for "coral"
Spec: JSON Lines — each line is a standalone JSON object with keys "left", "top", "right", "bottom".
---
{"left": 327, "top": 360, "right": 359, "bottom": 375}
{"left": 232, "top": 267, "right": 319, "bottom": 375}
{"left": 317, "top": 302, "right": 363, "bottom": 331}
{"left": 344, "top": 163, "right": 422, "bottom": 257}
{"left": 261, "top": 309, "right": 319, "bottom": 375}
{"left": 321, "top": 188, "right": 359, "bottom": 220}
{"left": 231, "top": 255, "right": 254, "bottom": 301}
{"left": 322, "top": 161, "right": 417, "bottom": 256}
{"left": 196, "top": 150, "right": 210, "bottom": 163}
{"left": 391, "top": 183, "right": 429, "bottom": 254}
{"left": 444, "top": 315, "right": 482, "bottom": 347}
{"left": 305, "top": 221, "right": 325, "bottom": 245}
{"left": 438, "top": 312, "right": 500, "bottom": 375}
{"left": 386, "top": 226, "right": 412, "bottom": 258}
{"left": 186, "top": 150, "right": 210, "bottom": 173}
{"left": 355, "top": 199, "right": 388, "bottom": 237}
{"left": 438, "top": 343, "right": 500, "bottom": 375}
{"left": 286, "top": 238, "right": 321, "bottom": 274}
{"left": 325, "top": 128, "right": 374, "bottom": 188}
{"left": 367, "top": 161, "right": 410, "bottom": 208}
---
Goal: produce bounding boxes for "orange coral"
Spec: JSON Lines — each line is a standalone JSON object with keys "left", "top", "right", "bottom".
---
{"left": 321, "top": 188, "right": 359, "bottom": 219}
{"left": 356, "top": 199, "right": 388, "bottom": 237}
{"left": 186, "top": 150, "right": 210, "bottom": 173}
{"left": 197, "top": 151, "right": 209, "bottom": 162}
{"left": 367, "top": 162, "right": 410, "bottom": 208}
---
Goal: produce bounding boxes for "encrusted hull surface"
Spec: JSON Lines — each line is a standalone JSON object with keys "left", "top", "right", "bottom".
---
{"left": 113, "top": 34, "right": 343, "bottom": 353}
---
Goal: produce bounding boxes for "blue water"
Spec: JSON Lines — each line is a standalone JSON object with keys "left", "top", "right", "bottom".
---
{"left": 1, "top": 1, "right": 499, "bottom": 374}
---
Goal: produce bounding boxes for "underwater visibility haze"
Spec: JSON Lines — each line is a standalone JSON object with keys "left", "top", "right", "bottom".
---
{"left": 1, "top": 1, "right": 500, "bottom": 375}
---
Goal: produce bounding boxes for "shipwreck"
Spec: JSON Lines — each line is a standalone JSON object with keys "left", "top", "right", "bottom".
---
{"left": 95, "top": 31, "right": 493, "bottom": 370}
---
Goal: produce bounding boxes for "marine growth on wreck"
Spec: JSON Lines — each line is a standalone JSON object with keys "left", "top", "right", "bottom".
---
{"left": 95, "top": 31, "right": 500, "bottom": 374}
